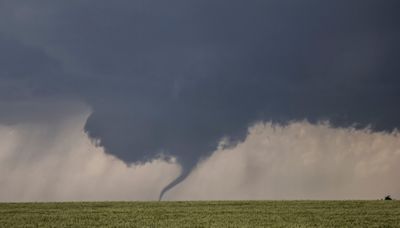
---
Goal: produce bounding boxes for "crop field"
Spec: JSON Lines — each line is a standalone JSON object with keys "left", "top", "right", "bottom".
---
{"left": 0, "top": 201, "right": 399, "bottom": 227}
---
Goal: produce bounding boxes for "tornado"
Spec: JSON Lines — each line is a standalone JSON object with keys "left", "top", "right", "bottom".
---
{"left": 159, "top": 167, "right": 191, "bottom": 201}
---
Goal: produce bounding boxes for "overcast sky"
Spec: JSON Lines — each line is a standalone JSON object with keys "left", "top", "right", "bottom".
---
{"left": 1, "top": 1, "right": 399, "bottom": 200}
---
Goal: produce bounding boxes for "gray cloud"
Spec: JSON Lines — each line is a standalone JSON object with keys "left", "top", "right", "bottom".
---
{"left": 1, "top": 1, "right": 400, "bottom": 197}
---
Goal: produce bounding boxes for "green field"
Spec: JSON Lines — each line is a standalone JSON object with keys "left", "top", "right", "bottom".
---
{"left": 1, "top": 201, "right": 399, "bottom": 227}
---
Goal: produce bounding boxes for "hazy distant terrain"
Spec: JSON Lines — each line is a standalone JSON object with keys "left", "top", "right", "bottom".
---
{"left": 1, "top": 201, "right": 399, "bottom": 227}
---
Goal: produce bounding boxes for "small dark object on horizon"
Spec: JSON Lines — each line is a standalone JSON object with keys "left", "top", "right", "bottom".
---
{"left": 384, "top": 195, "right": 392, "bottom": 200}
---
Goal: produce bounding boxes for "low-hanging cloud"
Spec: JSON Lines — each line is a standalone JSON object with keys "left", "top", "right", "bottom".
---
{"left": 167, "top": 122, "right": 400, "bottom": 200}
{"left": 0, "top": 102, "right": 180, "bottom": 202}
{"left": 1, "top": 102, "right": 399, "bottom": 201}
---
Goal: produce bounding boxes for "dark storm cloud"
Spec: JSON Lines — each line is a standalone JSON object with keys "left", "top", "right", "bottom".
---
{"left": 1, "top": 1, "right": 400, "bottom": 196}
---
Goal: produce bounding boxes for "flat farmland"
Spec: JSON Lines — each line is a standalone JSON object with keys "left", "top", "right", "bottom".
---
{"left": 1, "top": 201, "right": 399, "bottom": 227}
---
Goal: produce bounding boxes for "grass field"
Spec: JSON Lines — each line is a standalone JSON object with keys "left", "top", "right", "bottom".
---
{"left": 1, "top": 201, "right": 399, "bottom": 227}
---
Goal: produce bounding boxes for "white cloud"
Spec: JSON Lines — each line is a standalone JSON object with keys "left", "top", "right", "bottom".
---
{"left": 0, "top": 102, "right": 180, "bottom": 202}
{"left": 2, "top": 102, "right": 400, "bottom": 201}
{"left": 166, "top": 122, "right": 400, "bottom": 200}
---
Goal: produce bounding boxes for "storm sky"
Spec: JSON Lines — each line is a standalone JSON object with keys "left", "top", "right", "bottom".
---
{"left": 1, "top": 1, "right": 400, "bottom": 201}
